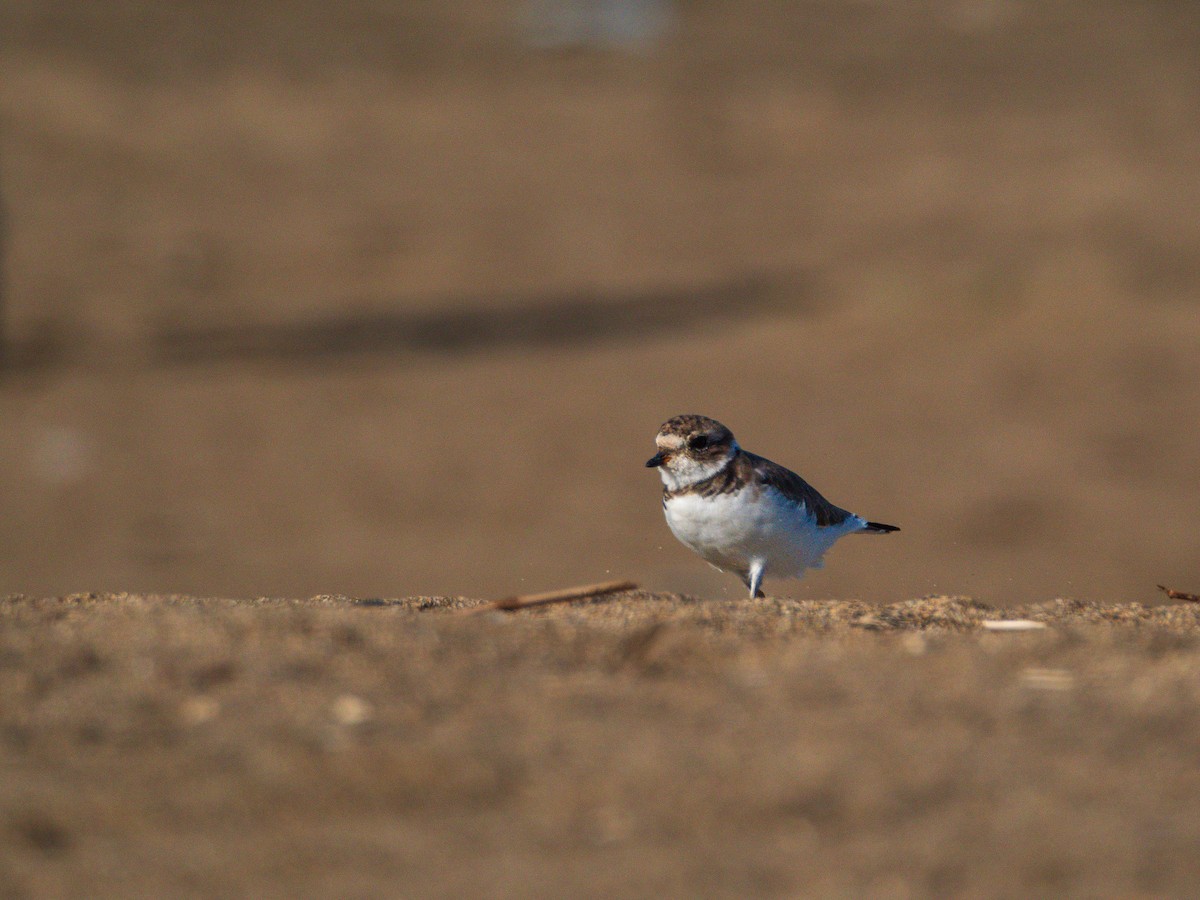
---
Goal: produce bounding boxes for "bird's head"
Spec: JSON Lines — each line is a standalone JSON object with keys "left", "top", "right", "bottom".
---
{"left": 646, "top": 414, "right": 738, "bottom": 489}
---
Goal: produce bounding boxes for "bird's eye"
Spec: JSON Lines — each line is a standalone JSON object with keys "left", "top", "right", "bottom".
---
{"left": 690, "top": 435, "right": 710, "bottom": 451}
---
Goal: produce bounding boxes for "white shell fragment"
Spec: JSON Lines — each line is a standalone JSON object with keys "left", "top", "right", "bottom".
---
{"left": 980, "top": 619, "right": 1048, "bottom": 632}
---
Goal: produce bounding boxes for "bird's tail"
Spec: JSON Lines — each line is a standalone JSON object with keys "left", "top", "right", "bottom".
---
{"left": 860, "top": 521, "right": 900, "bottom": 534}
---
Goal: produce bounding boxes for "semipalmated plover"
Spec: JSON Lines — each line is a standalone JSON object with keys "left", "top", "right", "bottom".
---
{"left": 646, "top": 414, "right": 898, "bottom": 598}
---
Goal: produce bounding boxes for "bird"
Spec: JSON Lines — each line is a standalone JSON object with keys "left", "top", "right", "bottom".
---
{"left": 646, "top": 414, "right": 898, "bottom": 598}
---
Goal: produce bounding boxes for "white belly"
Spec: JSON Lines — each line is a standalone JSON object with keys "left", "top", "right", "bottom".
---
{"left": 663, "top": 488, "right": 863, "bottom": 578}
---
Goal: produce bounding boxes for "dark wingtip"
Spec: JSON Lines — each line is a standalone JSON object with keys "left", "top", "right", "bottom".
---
{"left": 864, "top": 521, "right": 900, "bottom": 533}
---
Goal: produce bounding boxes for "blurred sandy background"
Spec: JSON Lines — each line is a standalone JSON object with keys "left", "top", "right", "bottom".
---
{"left": 1, "top": 0, "right": 1197, "bottom": 604}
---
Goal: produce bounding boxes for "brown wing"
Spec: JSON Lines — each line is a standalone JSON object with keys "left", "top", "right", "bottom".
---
{"left": 745, "top": 452, "right": 853, "bottom": 528}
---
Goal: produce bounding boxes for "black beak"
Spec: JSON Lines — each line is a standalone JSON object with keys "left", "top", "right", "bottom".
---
{"left": 645, "top": 452, "right": 666, "bottom": 468}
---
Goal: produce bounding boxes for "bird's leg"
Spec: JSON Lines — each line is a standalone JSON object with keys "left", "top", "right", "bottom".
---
{"left": 746, "top": 560, "right": 766, "bottom": 599}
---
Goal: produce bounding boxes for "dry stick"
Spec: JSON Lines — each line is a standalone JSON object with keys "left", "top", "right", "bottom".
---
{"left": 1157, "top": 584, "right": 1200, "bottom": 603}
{"left": 462, "top": 580, "right": 638, "bottom": 615}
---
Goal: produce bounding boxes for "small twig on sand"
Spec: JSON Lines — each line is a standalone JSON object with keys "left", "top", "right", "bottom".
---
{"left": 461, "top": 580, "right": 638, "bottom": 615}
{"left": 1157, "top": 584, "right": 1200, "bottom": 603}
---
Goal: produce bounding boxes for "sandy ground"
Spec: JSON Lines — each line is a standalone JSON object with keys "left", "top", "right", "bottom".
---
{"left": 2, "top": 2, "right": 1199, "bottom": 606}
{"left": 5, "top": 591, "right": 1200, "bottom": 897}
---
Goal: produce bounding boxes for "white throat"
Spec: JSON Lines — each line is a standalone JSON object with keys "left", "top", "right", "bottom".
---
{"left": 657, "top": 442, "right": 739, "bottom": 492}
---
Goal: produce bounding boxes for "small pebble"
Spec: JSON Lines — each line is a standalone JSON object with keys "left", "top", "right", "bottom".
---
{"left": 900, "top": 632, "right": 927, "bottom": 656}
{"left": 331, "top": 694, "right": 373, "bottom": 726}
{"left": 179, "top": 696, "right": 220, "bottom": 725}
{"left": 1020, "top": 668, "right": 1074, "bottom": 691}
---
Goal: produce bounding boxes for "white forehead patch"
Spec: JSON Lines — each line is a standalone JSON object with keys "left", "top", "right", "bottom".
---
{"left": 656, "top": 433, "right": 686, "bottom": 450}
